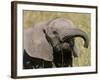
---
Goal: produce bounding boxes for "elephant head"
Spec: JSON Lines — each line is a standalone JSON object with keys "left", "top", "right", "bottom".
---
{"left": 43, "top": 18, "right": 89, "bottom": 67}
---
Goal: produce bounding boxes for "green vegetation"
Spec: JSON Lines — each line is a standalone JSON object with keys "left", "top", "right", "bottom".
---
{"left": 23, "top": 11, "right": 91, "bottom": 67}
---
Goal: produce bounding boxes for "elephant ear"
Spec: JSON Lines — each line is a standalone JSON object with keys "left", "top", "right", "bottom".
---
{"left": 24, "top": 22, "right": 54, "bottom": 61}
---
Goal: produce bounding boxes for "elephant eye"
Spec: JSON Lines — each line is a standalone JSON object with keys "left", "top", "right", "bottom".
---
{"left": 53, "top": 31, "right": 57, "bottom": 34}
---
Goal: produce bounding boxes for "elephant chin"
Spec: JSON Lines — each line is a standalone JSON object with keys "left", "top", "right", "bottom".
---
{"left": 59, "top": 28, "right": 89, "bottom": 48}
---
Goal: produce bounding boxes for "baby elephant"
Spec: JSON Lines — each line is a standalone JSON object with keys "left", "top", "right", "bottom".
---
{"left": 24, "top": 18, "right": 89, "bottom": 69}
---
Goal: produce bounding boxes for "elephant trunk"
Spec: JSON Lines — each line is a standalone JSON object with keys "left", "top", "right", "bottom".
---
{"left": 59, "top": 28, "right": 89, "bottom": 48}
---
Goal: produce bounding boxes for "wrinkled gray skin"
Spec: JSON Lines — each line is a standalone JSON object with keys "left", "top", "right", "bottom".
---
{"left": 24, "top": 18, "right": 89, "bottom": 67}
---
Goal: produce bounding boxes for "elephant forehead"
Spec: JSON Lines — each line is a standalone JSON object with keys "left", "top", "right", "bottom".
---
{"left": 54, "top": 21, "right": 74, "bottom": 28}
{"left": 24, "top": 26, "right": 53, "bottom": 61}
{"left": 47, "top": 18, "right": 76, "bottom": 37}
{"left": 49, "top": 18, "right": 75, "bottom": 29}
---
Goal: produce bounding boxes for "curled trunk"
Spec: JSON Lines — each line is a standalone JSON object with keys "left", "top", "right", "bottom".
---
{"left": 58, "top": 28, "right": 89, "bottom": 48}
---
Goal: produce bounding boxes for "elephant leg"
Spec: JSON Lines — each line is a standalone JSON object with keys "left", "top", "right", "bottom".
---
{"left": 63, "top": 50, "right": 73, "bottom": 67}
{"left": 61, "top": 42, "right": 73, "bottom": 67}
{"left": 53, "top": 50, "right": 73, "bottom": 67}
{"left": 53, "top": 49, "right": 63, "bottom": 67}
{"left": 53, "top": 42, "right": 73, "bottom": 67}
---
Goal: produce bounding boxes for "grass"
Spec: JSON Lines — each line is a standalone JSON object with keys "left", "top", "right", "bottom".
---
{"left": 23, "top": 10, "right": 91, "bottom": 67}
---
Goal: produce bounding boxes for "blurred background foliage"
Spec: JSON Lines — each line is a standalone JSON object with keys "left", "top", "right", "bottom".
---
{"left": 23, "top": 10, "right": 91, "bottom": 67}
